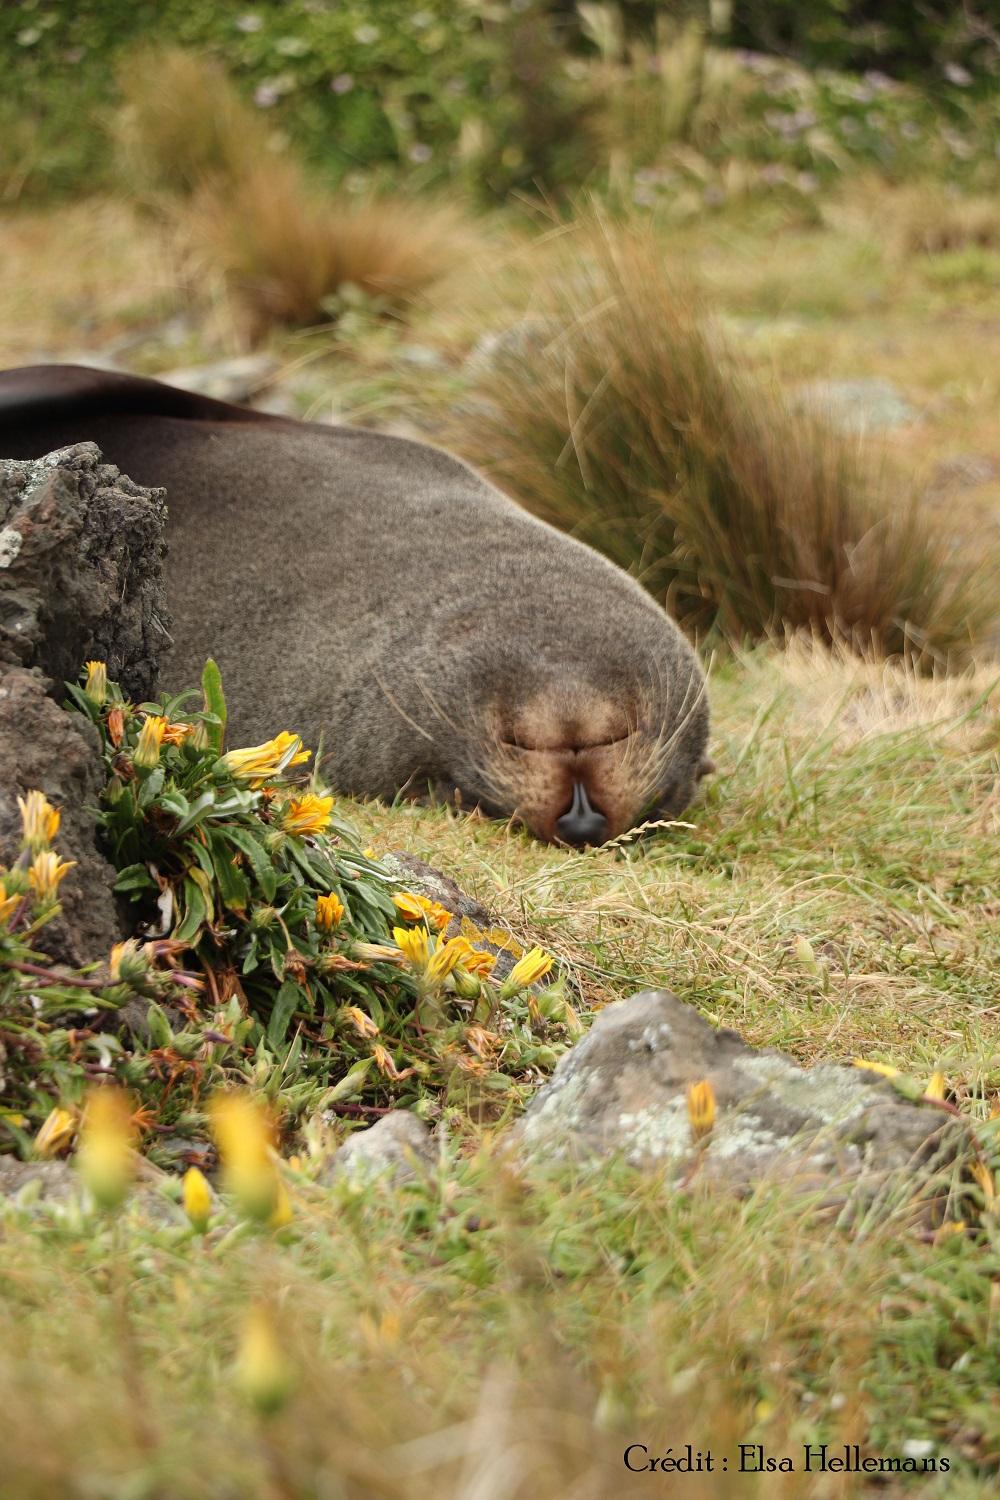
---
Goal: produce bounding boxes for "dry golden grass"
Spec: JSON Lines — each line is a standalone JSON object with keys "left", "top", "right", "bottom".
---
{"left": 446, "top": 217, "right": 991, "bottom": 659}
{"left": 189, "top": 159, "right": 474, "bottom": 336}
{"left": 876, "top": 181, "right": 1000, "bottom": 259}
{"left": 112, "top": 45, "right": 271, "bottom": 202}
{"left": 111, "top": 46, "right": 475, "bottom": 337}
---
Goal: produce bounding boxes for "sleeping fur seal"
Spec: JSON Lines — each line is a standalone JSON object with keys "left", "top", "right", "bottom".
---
{"left": 0, "top": 363, "right": 710, "bottom": 845}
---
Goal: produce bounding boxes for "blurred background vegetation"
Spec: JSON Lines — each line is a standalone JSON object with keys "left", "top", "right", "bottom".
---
{"left": 2, "top": 0, "right": 998, "bottom": 203}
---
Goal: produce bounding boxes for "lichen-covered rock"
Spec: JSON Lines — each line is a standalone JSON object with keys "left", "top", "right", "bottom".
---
{"left": 321, "top": 1109, "right": 436, "bottom": 1187}
{"left": 515, "top": 990, "right": 965, "bottom": 1211}
{"left": 0, "top": 444, "right": 171, "bottom": 964}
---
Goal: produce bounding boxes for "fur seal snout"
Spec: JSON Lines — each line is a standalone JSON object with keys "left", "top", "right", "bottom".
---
{"left": 0, "top": 363, "right": 712, "bottom": 845}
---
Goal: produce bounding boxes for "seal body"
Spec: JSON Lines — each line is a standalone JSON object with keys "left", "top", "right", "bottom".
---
{"left": 0, "top": 364, "right": 710, "bottom": 843}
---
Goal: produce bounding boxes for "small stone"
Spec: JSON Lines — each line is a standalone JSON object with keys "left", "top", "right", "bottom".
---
{"left": 514, "top": 990, "right": 965, "bottom": 1213}
{"left": 0, "top": 1158, "right": 77, "bottom": 1204}
{"left": 796, "top": 378, "right": 920, "bottom": 432}
{"left": 158, "top": 355, "right": 278, "bottom": 405}
{"left": 320, "top": 1110, "right": 436, "bottom": 1187}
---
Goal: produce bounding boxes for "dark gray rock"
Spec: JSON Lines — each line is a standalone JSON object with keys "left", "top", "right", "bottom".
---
{"left": 0, "top": 443, "right": 169, "bottom": 697}
{"left": 515, "top": 990, "right": 964, "bottom": 1211}
{"left": 321, "top": 1109, "right": 436, "bottom": 1187}
{"left": 0, "top": 444, "right": 170, "bottom": 964}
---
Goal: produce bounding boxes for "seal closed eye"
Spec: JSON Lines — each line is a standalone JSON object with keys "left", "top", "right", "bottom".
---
{"left": 0, "top": 363, "right": 711, "bottom": 844}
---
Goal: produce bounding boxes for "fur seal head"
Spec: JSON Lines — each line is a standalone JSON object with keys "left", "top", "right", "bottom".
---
{"left": 0, "top": 363, "right": 711, "bottom": 845}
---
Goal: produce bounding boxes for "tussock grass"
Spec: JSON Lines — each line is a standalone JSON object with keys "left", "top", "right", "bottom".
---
{"left": 113, "top": 47, "right": 270, "bottom": 202}
{"left": 188, "top": 160, "right": 472, "bottom": 335}
{"left": 447, "top": 219, "right": 989, "bottom": 658}
{"left": 112, "top": 46, "right": 473, "bottom": 335}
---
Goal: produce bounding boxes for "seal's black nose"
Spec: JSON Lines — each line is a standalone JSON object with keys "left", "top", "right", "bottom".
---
{"left": 556, "top": 781, "right": 608, "bottom": 847}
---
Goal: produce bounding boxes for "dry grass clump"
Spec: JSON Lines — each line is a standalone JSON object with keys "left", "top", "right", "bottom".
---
{"left": 113, "top": 46, "right": 269, "bottom": 202}
{"left": 112, "top": 46, "right": 472, "bottom": 335}
{"left": 448, "top": 219, "right": 989, "bottom": 659}
{"left": 188, "top": 159, "right": 471, "bottom": 334}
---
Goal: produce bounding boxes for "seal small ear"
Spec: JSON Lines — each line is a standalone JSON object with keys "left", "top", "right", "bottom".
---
{"left": 698, "top": 756, "right": 716, "bottom": 779}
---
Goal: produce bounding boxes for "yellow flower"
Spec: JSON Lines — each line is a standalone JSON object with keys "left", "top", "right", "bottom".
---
{"left": 134, "top": 714, "right": 168, "bottom": 769}
{"left": 934, "top": 1220, "right": 966, "bottom": 1244}
{"left": 392, "top": 892, "right": 452, "bottom": 930}
{"left": 852, "top": 1059, "right": 900, "bottom": 1079}
{"left": 393, "top": 924, "right": 430, "bottom": 971}
{"left": 220, "top": 731, "right": 311, "bottom": 785}
{"left": 77, "top": 1087, "right": 136, "bottom": 1210}
{"left": 924, "top": 1071, "right": 947, "bottom": 1102}
{"left": 268, "top": 1179, "right": 294, "bottom": 1229}
{"left": 209, "top": 1092, "right": 279, "bottom": 1221}
{"left": 970, "top": 1160, "right": 996, "bottom": 1207}
{"left": 499, "top": 946, "right": 554, "bottom": 998}
{"left": 447, "top": 936, "right": 497, "bottom": 976}
{"left": 235, "top": 1304, "right": 295, "bottom": 1417}
{"left": 84, "top": 660, "right": 108, "bottom": 707}
{"left": 34, "top": 1106, "right": 76, "bottom": 1158}
{"left": 686, "top": 1079, "right": 716, "bottom": 1142}
{"left": 182, "top": 1166, "right": 213, "bottom": 1233}
{"left": 315, "top": 891, "right": 345, "bottom": 930}
{"left": 17, "top": 790, "right": 60, "bottom": 853}
{"left": 426, "top": 937, "right": 467, "bottom": 984}
{"left": 161, "top": 720, "right": 196, "bottom": 746}
{"left": 0, "top": 877, "right": 21, "bottom": 927}
{"left": 27, "top": 849, "right": 75, "bottom": 902}
{"left": 280, "top": 793, "right": 333, "bottom": 837}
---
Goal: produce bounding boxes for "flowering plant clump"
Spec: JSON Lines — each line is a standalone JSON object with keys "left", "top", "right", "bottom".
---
{"left": 0, "top": 661, "right": 579, "bottom": 1164}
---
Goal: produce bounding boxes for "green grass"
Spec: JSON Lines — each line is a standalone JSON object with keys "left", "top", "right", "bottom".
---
{"left": 3, "top": 645, "right": 998, "bottom": 1496}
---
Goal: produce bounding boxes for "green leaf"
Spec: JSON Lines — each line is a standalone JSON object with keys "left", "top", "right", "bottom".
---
{"left": 138, "top": 767, "right": 165, "bottom": 808}
{"left": 144, "top": 1002, "right": 174, "bottom": 1049}
{"left": 267, "top": 981, "right": 302, "bottom": 1048}
{"left": 173, "top": 877, "right": 208, "bottom": 944}
{"left": 201, "top": 659, "right": 227, "bottom": 753}
{"left": 224, "top": 826, "right": 278, "bottom": 903}
{"left": 173, "top": 791, "right": 218, "bottom": 836}
{"left": 209, "top": 829, "right": 252, "bottom": 911}
{"left": 114, "top": 864, "right": 156, "bottom": 894}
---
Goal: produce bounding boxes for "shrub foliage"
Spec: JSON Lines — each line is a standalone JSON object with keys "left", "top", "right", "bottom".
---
{"left": 0, "top": 663, "right": 577, "bottom": 1165}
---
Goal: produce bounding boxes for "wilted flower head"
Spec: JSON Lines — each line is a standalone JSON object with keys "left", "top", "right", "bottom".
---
{"left": 343, "top": 1005, "right": 379, "bottom": 1038}
{"left": 28, "top": 849, "right": 75, "bottom": 902}
{"left": 17, "top": 790, "right": 60, "bottom": 853}
{"left": 77, "top": 1087, "right": 136, "bottom": 1209}
{"left": 686, "top": 1079, "right": 716, "bottom": 1142}
{"left": 315, "top": 891, "right": 345, "bottom": 930}
{"left": 500, "top": 946, "right": 554, "bottom": 998}
{"left": 84, "top": 660, "right": 108, "bottom": 707}
{"left": 134, "top": 714, "right": 168, "bottom": 769}
{"left": 220, "top": 731, "right": 310, "bottom": 785}
{"left": 109, "top": 938, "right": 149, "bottom": 986}
{"left": 34, "top": 1105, "right": 77, "bottom": 1158}
{"left": 107, "top": 704, "right": 125, "bottom": 747}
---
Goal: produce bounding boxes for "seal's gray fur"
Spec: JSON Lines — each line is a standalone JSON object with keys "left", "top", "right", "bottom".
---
{"left": 0, "top": 365, "right": 709, "bottom": 841}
